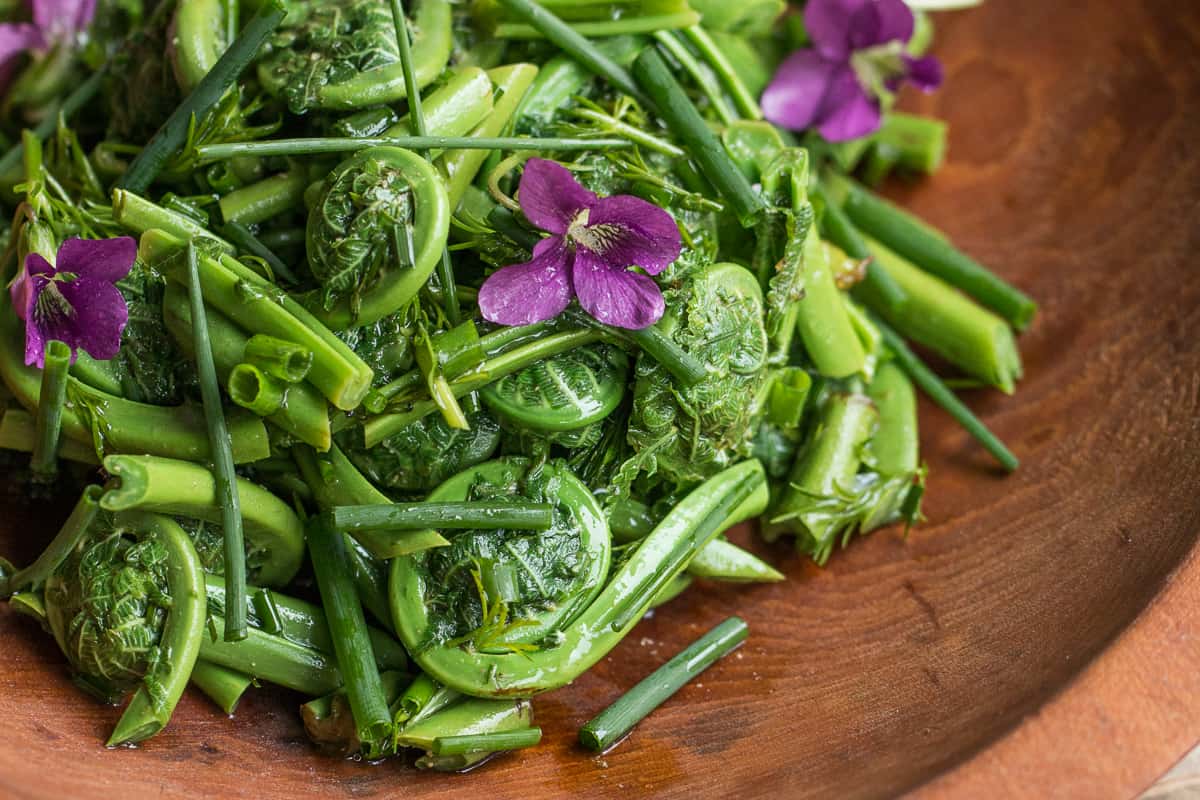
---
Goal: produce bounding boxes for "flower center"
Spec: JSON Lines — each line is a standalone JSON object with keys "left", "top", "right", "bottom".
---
{"left": 849, "top": 41, "right": 909, "bottom": 103}
{"left": 33, "top": 279, "right": 76, "bottom": 326}
{"left": 566, "top": 209, "right": 626, "bottom": 258}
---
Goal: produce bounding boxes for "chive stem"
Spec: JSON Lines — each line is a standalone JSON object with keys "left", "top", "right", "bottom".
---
{"left": 30, "top": 339, "right": 70, "bottom": 483}
{"left": 228, "top": 363, "right": 286, "bottom": 416}
{"left": 186, "top": 241, "right": 248, "bottom": 641}
{"left": 681, "top": 26, "right": 762, "bottom": 121}
{"left": 331, "top": 502, "right": 554, "bottom": 533}
{"left": 633, "top": 48, "right": 765, "bottom": 227}
{"left": 579, "top": 616, "right": 748, "bottom": 752}
{"left": 812, "top": 183, "right": 908, "bottom": 313}
{"left": 873, "top": 315, "right": 1019, "bottom": 472}
{"left": 117, "top": 1, "right": 286, "bottom": 193}
{"left": 432, "top": 728, "right": 542, "bottom": 756}
{"left": 196, "top": 136, "right": 632, "bottom": 162}
{"left": 494, "top": 0, "right": 651, "bottom": 106}
{"left": 306, "top": 515, "right": 393, "bottom": 747}
{"left": 653, "top": 30, "right": 737, "bottom": 126}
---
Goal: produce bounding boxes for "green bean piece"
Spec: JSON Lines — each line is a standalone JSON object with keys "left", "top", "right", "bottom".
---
{"left": 331, "top": 502, "right": 554, "bottom": 533}
{"left": 204, "top": 575, "right": 408, "bottom": 672}
{"left": 0, "top": 409, "right": 99, "bottom": 465}
{"left": 634, "top": 48, "right": 766, "bottom": 227}
{"left": 117, "top": 1, "right": 286, "bottom": 193}
{"left": 171, "top": 0, "right": 230, "bottom": 92}
{"left": 30, "top": 340, "right": 70, "bottom": 483}
{"left": 825, "top": 173, "right": 1037, "bottom": 330}
{"left": 579, "top": 617, "right": 748, "bottom": 752}
{"left": 395, "top": 673, "right": 440, "bottom": 724}
{"left": 682, "top": 25, "right": 762, "bottom": 120}
{"left": 0, "top": 486, "right": 102, "bottom": 598}
{"left": 219, "top": 221, "right": 301, "bottom": 286}
{"left": 228, "top": 363, "right": 286, "bottom": 416}
{"left": 812, "top": 184, "right": 908, "bottom": 313}
{"left": 243, "top": 335, "right": 313, "bottom": 383}
{"left": 200, "top": 614, "right": 343, "bottom": 696}
{"left": 191, "top": 661, "right": 254, "bottom": 715}
{"left": 873, "top": 315, "right": 1018, "bottom": 472}
{"left": 218, "top": 171, "right": 308, "bottom": 226}
{"left": 793, "top": 224, "right": 867, "bottom": 379}
{"left": 494, "top": 0, "right": 649, "bottom": 104}
{"left": 868, "top": 238, "right": 1022, "bottom": 393}
{"left": 767, "top": 367, "right": 812, "bottom": 429}
{"left": 142, "top": 229, "right": 375, "bottom": 410}
{"left": 101, "top": 454, "right": 306, "bottom": 587}
{"left": 395, "top": 695, "right": 532, "bottom": 752}
{"left": 186, "top": 241, "right": 247, "bottom": 641}
{"left": 307, "top": 515, "right": 393, "bottom": 748}
{"left": 687, "top": 538, "right": 784, "bottom": 583}
{"left": 876, "top": 112, "right": 948, "bottom": 176}
{"left": 161, "top": 284, "right": 332, "bottom": 451}
{"left": 112, "top": 189, "right": 234, "bottom": 254}
{"left": 432, "top": 728, "right": 542, "bottom": 756}
{"left": 0, "top": 67, "right": 105, "bottom": 178}
{"left": 867, "top": 361, "right": 920, "bottom": 477}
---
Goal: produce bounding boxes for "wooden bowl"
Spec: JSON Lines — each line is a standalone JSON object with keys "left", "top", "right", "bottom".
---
{"left": 2, "top": 1, "right": 1198, "bottom": 797}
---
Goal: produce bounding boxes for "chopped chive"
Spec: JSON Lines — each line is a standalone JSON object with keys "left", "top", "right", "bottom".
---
{"left": 228, "top": 363, "right": 286, "bottom": 416}
{"left": 331, "top": 502, "right": 554, "bottom": 532}
{"left": 494, "top": 0, "right": 651, "bottom": 106}
{"left": 826, "top": 173, "right": 1037, "bottom": 330}
{"left": 873, "top": 314, "right": 1019, "bottom": 472}
{"left": 812, "top": 183, "right": 908, "bottom": 313}
{"left": 117, "top": 0, "right": 286, "bottom": 193}
{"left": 306, "top": 514, "right": 393, "bottom": 747}
{"left": 633, "top": 48, "right": 766, "bottom": 227}
{"left": 219, "top": 221, "right": 301, "bottom": 286}
{"left": 195, "top": 136, "right": 633, "bottom": 162}
{"left": 431, "top": 728, "right": 542, "bottom": 756}
{"left": 186, "top": 240, "right": 248, "bottom": 641}
{"left": 243, "top": 335, "right": 313, "bottom": 383}
{"left": 579, "top": 616, "right": 749, "bottom": 752}
{"left": 30, "top": 339, "right": 71, "bottom": 483}
{"left": 0, "top": 67, "right": 105, "bottom": 178}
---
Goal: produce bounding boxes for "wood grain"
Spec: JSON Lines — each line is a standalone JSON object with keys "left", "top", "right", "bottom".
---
{"left": 2, "top": 1, "right": 1199, "bottom": 797}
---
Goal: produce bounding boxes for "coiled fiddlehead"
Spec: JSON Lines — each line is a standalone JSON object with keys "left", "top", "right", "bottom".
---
{"left": 306, "top": 146, "right": 450, "bottom": 328}
{"left": 43, "top": 508, "right": 205, "bottom": 745}
{"left": 257, "top": 0, "right": 452, "bottom": 114}
{"left": 628, "top": 261, "right": 770, "bottom": 487}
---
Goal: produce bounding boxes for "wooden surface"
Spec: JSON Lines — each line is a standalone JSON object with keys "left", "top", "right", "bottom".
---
{"left": 2, "top": 1, "right": 1199, "bottom": 798}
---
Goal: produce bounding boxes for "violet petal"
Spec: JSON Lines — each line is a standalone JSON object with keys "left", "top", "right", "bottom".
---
{"left": 33, "top": 0, "right": 97, "bottom": 40}
{"left": 817, "top": 66, "right": 883, "bottom": 142}
{"left": 578, "top": 195, "right": 681, "bottom": 276}
{"left": 854, "top": 0, "right": 914, "bottom": 48}
{"left": 0, "top": 23, "right": 45, "bottom": 65}
{"left": 478, "top": 237, "right": 574, "bottom": 326}
{"left": 804, "top": 0, "right": 867, "bottom": 61}
{"left": 57, "top": 236, "right": 137, "bottom": 282}
{"left": 761, "top": 49, "right": 841, "bottom": 133}
{"left": 903, "top": 54, "right": 944, "bottom": 92}
{"left": 54, "top": 276, "right": 128, "bottom": 361}
{"left": 517, "top": 158, "right": 598, "bottom": 236}
{"left": 572, "top": 249, "right": 665, "bottom": 330}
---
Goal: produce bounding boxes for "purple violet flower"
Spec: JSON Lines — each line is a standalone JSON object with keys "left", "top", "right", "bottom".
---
{"left": 10, "top": 236, "right": 135, "bottom": 368}
{"left": 478, "top": 159, "right": 683, "bottom": 330}
{"left": 0, "top": 0, "right": 96, "bottom": 73}
{"left": 761, "top": 0, "right": 943, "bottom": 142}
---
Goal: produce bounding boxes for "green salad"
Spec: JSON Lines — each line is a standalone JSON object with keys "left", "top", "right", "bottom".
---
{"left": 0, "top": 0, "right": 1032, "bottom": 769}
